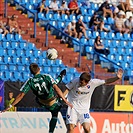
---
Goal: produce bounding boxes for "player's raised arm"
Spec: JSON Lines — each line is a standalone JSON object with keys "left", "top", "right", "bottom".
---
{"left": 105, "top": 69, "right": 123, "bottom": 84}
{"left": 53, "top": 84, "right": 73, "bottom": 108}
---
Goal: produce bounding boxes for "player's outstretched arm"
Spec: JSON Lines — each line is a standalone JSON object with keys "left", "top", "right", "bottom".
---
{"left": 105, "top": 69, "right": 123, "bottom": 84}
{"left": 53, "top": 84, "right": 73, "bottom": 108}
{"left": 1, "top": 92, "right": 25, "bottom": 112}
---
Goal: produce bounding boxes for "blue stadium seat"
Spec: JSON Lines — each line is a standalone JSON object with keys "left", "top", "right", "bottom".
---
{"left": 0, "top": 34, "right": 6, "bottom": 41}
{"left": 0, "top": 49, "right": 7, "bottom": 56}
{"left": 88, "top": 39, "right": 95, "bottom": 46}
{"left": 38, "top": 58, "right": 47, "bottom": 66}
{"left": 4, "top": 71, "right": 13, "bottom": 80}
{"left": 57, "top": 21, "right": 65, "bottom": 29}
{"left": 17, "top": 65, "right": 26, "bottom": 72}
{"left": 107, "top": 17, "right": 114, "bottom": 25}
{"left": 25, "top": 49, "right": 34, "bottom": 57}
{"left": 43, "top": 66, "right": 51, "bottom": 73}
{"left": 107, "top": 32, "right": 115, "bottom": 39}
{"left": 42, "top": 51, "right": 47, "bottom": 58}
{"left": 13, "top": 71, "right": 22, "bottom": 81}
{"left": 12, "top": 57, "right": 21, "bottom": 64}
{"left": 114, "top": 33, "right": 123, "bottom": 40}
{"left": 61, "top": 14, "right": 69, "bottom": 21}
{"left": 38, "top": 12, "right": 46, "bottom": 21}
{"left": 51, "top": 66, "right": 60, "bottom": 73}
{"left": 2, "top": 41, "right": 10, "bottom": 49}
{"left": 85, "top": 45, "right": 94, "bottom": 54}
{"left": 22, "top": 72, "right": 30, "bottom": 81}
{"left": 100, "top": 31, "right": 107, "bottom": 39}
{"left": 52, "top": 13, "right": 61, "bottom": 21}
{"left": 6, "top": 34, "right": 15, "bottom": 41}
{"left": 9, "top": 65, "right": 17, "bottom": 71}
{"left": 125, "top": 48, "right": 132, "bottom": 55}
{"left": 19, "top": 42, "right": 28, "bottom": 49}
{"left": 7, "top": 49, "right": 16, "bottom": 57}
{"left": 3, "top": 56, "right": 13, "bottom": 64}
{"left": 0, "top": 71, "right": 4, "bottom": 80}
{"left": 16, "top": 49, "right": 25, "bottom": 57}
{"left": 27, "top": 42, "right": 36, "bottom": 50}
{"left": 21, "top": 57, "right": 30, "bottom": 65}
{"left": 84, "top": 15, "right": 91, "bottom": 23}
{"left": 0, "top": 56, "right": 3, "bottom": 64}
{"left": 123, "top": 33, "right": 131, "bottom": 40}
{"left": 0, "top": 65, "right": 8, "bottom": 71}
{"left": 33, "top": 50, "right": 42, "bottom": 57}
{"left": 47, "top": 59, "right": 55, "bottom": 66}
{"left": 92, "top": 31, "right": 99, "bottom": 38}
{"left": 123, "top": 55, "right": 132, "bottom": 62}
{"left": 14, "top": 34, "right": 25, "bottom": 42}
{"left": 80, "top": 38, "right": 88, "bottom": 45}
{"left": 10, "top": 42, "right": 19, "bottom": 49}
{"left": 69, "top": 14, "right": 76, "bottom": 21}
{"left": 69, "top": 67, "right": 76, "bottom": 73}
{"left": 29, "top": 57, "right": 38, "bottom": 63}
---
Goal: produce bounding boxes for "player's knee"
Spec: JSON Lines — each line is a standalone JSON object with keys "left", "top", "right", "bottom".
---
{"left": 67, "top": 124, "right": 75, "bottom": 131}
{"left": 83, "top": 125, "right": 90, "bottom": 132}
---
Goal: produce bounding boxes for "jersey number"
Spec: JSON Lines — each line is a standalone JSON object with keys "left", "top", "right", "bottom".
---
{"left": 84, "top": 113, "right": 89, "bottom": 119}
{"left": 34, "top": 82, "right": 49, "bottom": 95}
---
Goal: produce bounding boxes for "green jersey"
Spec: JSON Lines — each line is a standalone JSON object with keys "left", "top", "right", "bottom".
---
{"left": 20, "top": 74, "right": 62, "bottom": 100}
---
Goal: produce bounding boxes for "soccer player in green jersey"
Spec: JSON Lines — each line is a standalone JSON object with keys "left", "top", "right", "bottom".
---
{"left": 2, "top": 63, "right": 73, "bottom": 133}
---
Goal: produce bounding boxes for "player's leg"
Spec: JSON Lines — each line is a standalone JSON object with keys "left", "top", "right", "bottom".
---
{"left": 49, "top": 111, "right": 59, "bottom": 133}
{"left": 79, "top": 111, "right": 91, "bottom": 133}
{"left": 82, "top": 122, "right": 90, "bottom": 133}
{"left": 48, "top": 99, "right": 62, "bottom": 133}
{"left": 66, "top": 107, "right": 78, "bottom": 133}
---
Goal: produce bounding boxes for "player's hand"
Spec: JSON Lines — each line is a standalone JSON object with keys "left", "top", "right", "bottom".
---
{"left": 60, "top": 69, "right": 66, "bottom": 77}
{"left": 1, "top": 107, "right": 10, "bottom": 113}
{"left": 65, "top": 100, "right": 73, "bottom": 108}
{"left": 117, "top": 69, "right": 123, "bottom": 79}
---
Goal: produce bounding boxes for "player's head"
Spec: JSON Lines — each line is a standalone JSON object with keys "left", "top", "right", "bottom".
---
{"left": 29, "top": 63, "right": 40, "bottom": 75}
{"left": 79, "top": 72, "right": 91, "bottom": 86}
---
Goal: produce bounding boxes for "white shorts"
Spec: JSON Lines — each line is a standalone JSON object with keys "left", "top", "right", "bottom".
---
{"left": 66, "top": 107, "right": 91, "bottom": 125}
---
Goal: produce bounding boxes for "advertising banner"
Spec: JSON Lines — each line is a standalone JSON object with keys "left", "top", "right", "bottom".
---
{"left": 74, "top": 112, "right": 133, "bottom": 133}
{"left": 114, "top": 85, "right": 133, "bottom": 111}
{"left": 0, "top": 80, "right": 4, "bottom": 109}
{"left": 0, "top": 112, "right": 66, "bottom": 133}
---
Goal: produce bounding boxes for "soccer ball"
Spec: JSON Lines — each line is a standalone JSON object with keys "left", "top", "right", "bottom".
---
{"left": 46, "top": 48, "right": 58, "bottom": 60}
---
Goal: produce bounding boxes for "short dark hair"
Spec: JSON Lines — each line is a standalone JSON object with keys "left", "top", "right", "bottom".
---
{"left": 29, "top": 63, "right": 40, "bottom": 75}
{"left": 80, "top": 72, "right": 91, "bottom": 83}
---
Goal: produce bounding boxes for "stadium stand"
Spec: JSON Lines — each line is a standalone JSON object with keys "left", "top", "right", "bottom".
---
{"left": 0, "top": 0, "right": 132, "bottom": 85}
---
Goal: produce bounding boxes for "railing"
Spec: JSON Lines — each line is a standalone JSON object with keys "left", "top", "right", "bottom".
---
{"left": 5, "top": 0, "right": 37, "bottom": 38}
{"left": 92, "top": 51, "right": 124, "bottom": 84}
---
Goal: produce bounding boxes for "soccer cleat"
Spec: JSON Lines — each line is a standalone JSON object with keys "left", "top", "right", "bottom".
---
{"left": 60, "top": 69, "right": 66, "bottom": 77}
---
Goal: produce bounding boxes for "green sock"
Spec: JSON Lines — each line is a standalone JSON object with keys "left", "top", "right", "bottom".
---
{"left": 49, "top": 117, "right": 58, "bottom": 133}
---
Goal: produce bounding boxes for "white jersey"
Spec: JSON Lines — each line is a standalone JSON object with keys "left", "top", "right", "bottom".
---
{"left": 66, "top": 78, "right": 105, "bottom": 110}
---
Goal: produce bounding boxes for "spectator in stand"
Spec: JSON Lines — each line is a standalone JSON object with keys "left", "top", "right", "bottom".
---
{"left": 37, "top": 0, "right": 49, "bottom": 14}
{"left": 110, "top": 4, "right": 119, "bottom": 18}
{"left": 49, "top": 0, "right": 59, "bottom": 14}
{"left": 64, "top": 20, "right": 77, "bottom": 38}
{"left": 89, "top": 13, "right": 109, "bottom": 32}
{"left": 96, "top": 0, "right": 113, "bottom": 18}
{"left": 114, "top": 11, "right": 129, "bottom": 33}
{"left": 60, "top": 0, "right": 70, "bottom": 15}
{"left": 0, "top": 20, "right": 8, "bottom": 35}
{"left": 125, "top": 16, "right": 133, "bottom": 32}
{"left": 94, "top": 35, "right": 110, "bottom": 56}
{"left": 99, "top": 20, "right": 110, "bottom": 32}
{"left": 6, "top": 14, "right": 21, "bottom": 34}
{"left": 68, "top": 0, "right": 81, "bottom": 16}
{"left": 89, "top": 13, "right": 101, "bottom": 31}
{"left": 117, "top": 0, "right": 133, "bottom": 12}
{"left": 76, "top": 17, "right": 89, "bottom": 39}
{"left": 5, "top": 91, "right": 16, "bottom": 112}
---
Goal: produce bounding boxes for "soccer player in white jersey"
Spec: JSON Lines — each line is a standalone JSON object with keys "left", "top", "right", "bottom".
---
{"left": 64, "top": 69, "right": 123, "bottom": 133}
